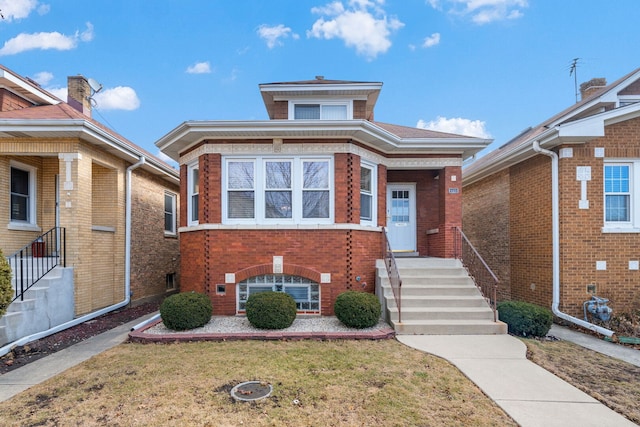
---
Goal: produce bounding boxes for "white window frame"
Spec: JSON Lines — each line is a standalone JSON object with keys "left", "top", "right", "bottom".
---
{"left": 288, "top": 99, "right": 352, "bottom": 120}
{"left": 187, "top": 161, "right": 199, "bottom": 226}
{"left": 618, "top": 96, "right": 640, "bottom": 107}
{"left": 237, "top": 274, "right": 321, "bottom": 313}
{"left": 164, "top": 191, "right": 177, "bottom": 235}
{"left": 360, "top": 160, "right": 377, "bottom": 226}
{"left": 9, "top": 161, "right": 37, "bottom": 228}
{"left": 603, "top": 161, "right": 638, "bottom": 232}
{"left": 222, "top": 156, "right": 334, "bottom": 225}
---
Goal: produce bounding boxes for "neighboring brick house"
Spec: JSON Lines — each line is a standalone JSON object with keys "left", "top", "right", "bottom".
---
{"left": 156, "top": 77, "right": 490, "bottom": 316}
{"left": 0, "top": 65, "right": 179, "bottom": 345}
{"left": 463, "top": 68, "right": 640, "bottom": 328}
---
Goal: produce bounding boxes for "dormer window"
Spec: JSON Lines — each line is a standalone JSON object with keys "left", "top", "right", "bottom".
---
{"left": 291, "top": 101, "right": 349, "bottom": 120}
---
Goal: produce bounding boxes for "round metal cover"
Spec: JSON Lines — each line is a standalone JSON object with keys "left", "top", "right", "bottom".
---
{"left": 230, "top": 381, "right": 273, "bottom": 402}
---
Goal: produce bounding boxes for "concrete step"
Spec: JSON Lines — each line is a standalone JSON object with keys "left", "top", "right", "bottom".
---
{"left": 388, "top": 306, "right": 495, "bottom": 321}
{"left": 392, "top": 284, "right": 481, "bottom": 297}
{"left": 385, "top": 295, "right": 489, "bottom": 308}
{"left": 393, "top": 319, "right": 507, "bottom": 335}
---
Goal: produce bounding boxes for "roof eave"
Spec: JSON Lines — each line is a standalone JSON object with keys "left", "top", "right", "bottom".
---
{"left": 156, "top": 120, "right": 492, "bottom": 162}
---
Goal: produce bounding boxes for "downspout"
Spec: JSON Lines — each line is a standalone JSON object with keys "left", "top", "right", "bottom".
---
{"left": 0, "top": 156, "right": 147, "bottom": 357}
{"left": 532, "top": 141, "right": 614, "bottom": 337}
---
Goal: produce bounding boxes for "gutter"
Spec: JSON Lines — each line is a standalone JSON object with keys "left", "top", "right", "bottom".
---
{"left": 0, "top": 157, "right": 147, "bottom": 357}
{"left": 532, "top": 141, "right": 614, "bottom": 337}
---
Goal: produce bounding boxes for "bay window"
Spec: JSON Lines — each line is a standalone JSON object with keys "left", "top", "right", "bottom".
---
{"left": 224, "top": 156, "right": 332, "bottom": 224}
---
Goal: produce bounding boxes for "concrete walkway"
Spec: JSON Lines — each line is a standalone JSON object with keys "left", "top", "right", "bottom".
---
{"left": 397, "top": 334, "right": 637, "bottom": 427}
{"left": 550, "top": 324, "right": 640, "bottom": 367}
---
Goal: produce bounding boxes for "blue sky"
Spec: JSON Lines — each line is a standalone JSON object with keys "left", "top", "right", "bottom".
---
{"left": 0, "top": 0, "right": 639, "bottom": 163}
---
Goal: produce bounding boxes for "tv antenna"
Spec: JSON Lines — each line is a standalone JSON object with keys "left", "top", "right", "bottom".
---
{"left": 569, "top": 58, "right": 580, "bottom": 103}
{"left": 87, "top": 77, "right": 103, "bottom": 107}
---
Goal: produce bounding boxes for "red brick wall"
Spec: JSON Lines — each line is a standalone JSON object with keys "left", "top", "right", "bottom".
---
{"left": 180, "top": 229, "right": 382, "bottom": 315}
{"left": 462, "top": 169, "right": 511, "bottom": 301}
{"left": 509, "top": 155, "right": 554, "bottom": 308}
{"left": 556, "top": 118, "right": 640, "bottom": 315}
{"left": 464, "top": 121, "right": 640, "bottom": 318}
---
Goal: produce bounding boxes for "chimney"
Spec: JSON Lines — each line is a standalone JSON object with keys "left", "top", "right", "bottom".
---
{"left": 580, "top": 78, "right": 607, "bottom": 101}
{"left": 67, "top": 75, "right": 92, "bottom": 117}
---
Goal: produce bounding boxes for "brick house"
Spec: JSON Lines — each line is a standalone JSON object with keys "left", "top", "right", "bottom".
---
{"left": 463, "top": 68, "right": 640, "bottom": 332}
{"left": 0, "top": 65, "right": 179, "bottom": 346}
{"left": 156, "top": 77, "right": 490, "bottom": 316}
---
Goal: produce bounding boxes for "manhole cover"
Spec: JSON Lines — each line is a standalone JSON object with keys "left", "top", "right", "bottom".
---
{"left": 230, "top": 381, "right": 273, "bottom": 402}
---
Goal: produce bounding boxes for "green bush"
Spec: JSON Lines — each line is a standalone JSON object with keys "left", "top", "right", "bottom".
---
{"left": 160, "top": 292, "right": 212, "bottom": 331}
{"left": 246, "top": 291, "right": 297, "bottom": 329}
{"left": 497, "top": 300, "right": 553, "bottom": 337}
{"left": 334, "top": 291, "right": 381, "bottom": 329}
{"left": 0, "top": 248, "right": 13, "bottom": 318}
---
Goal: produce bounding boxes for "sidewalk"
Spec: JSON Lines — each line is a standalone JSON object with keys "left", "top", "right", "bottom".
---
{"left": 397, "top": 334, "right": 636, "bottom": 427}
{"left": 0, "top": 313, "right": 157, "bottom": 403}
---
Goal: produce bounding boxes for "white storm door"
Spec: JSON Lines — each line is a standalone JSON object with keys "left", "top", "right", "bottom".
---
{"left": 386, "top": 184, "right": 416, "bottom": 252}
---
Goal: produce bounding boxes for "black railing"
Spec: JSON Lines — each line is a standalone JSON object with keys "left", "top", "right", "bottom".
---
{"left": 7, "top": 227, "right": 66, "bottom": 302}
{"left": 382, "top": 227, "right": 402, "bottom": 323}
{"left": 453, "top": 227, "right": 498, "bottom": 322}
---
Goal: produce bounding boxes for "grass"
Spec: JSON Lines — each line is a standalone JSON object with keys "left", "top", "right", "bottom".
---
{"left": 523, "top": 338, "right": 640, "bottom": 424}
{"left": 0, "top": 340, "right": 516, "bottom": 426}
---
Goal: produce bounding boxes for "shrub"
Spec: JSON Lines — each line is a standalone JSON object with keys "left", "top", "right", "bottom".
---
{"left": 0, "top": 248, "right": 13, "bottom": 318}
{"left": 497, "top": 300, "right": 553, "bottom": 337}
{"left": 334, "top": 291, "right": 381, "bottom": 329}
{"left": 160, "top": 292, "right": 212, "bottom": 331}
{"left": 246, "top": 291, "right": 297, "bottom": 329}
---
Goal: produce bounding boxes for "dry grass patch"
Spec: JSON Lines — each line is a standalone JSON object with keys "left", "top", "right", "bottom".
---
{"left": 0, "top": 340, "right": 515, "bottom": 426}
{"left": 524, "top": 338, "right": 640, "bottom": 424}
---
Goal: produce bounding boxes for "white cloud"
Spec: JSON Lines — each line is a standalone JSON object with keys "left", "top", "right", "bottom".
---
{"left": 430, "top": 0, "right": 528, "bottom": 24}
{"left": 417, "top": 116, "right": 491, "bottom": 138}
{"left": 32, "top": 70, "right": 53, "bottom": 85}
{"left": 422, "top": 32, "right": 440, "bottom": 48}
{"left": 257, "top": 24, "right": 299, "bottom": 48}
{"left": 0, "top": 0, "right": 39, "bottom": 21}
{"left": 307, "top": 0, "right": 404, "bottom": 60}
{"left": 186, "top": 61, "right": 212, "bottom": 74}
{"left": 47, "top": 86, "right": 66, "bottom": 100}
{"left": 94, "top": 86, "right": 140, "bottom": 111}
{"left": 0, "top": 22, "right": 94, "bottom": 56}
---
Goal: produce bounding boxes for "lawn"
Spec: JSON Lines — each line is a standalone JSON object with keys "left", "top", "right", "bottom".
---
{"left": 0, "top": 340, "right": 516, "bottom": 426}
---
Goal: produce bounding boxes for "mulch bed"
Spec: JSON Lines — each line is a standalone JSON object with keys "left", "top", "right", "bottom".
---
{"left": 0, "top": 302, "right": 159, "bottom": 375}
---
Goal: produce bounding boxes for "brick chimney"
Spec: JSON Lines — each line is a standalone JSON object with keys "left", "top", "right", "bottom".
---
{"left": 580, "top": 78, "right": 607, "bottom": 101}
{"left": 67, "top": 75, "right": 92, "bottom": 117}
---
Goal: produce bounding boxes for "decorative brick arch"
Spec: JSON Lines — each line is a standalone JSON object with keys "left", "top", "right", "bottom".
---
{"left": 234, "top": 264, "right": 322, "bottom": 284}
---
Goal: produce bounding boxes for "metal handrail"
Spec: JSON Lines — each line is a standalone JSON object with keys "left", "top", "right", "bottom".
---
{"left": 382, "top": 227, "right": 402, "bottom": 323}
{"left": 7, "top": 227, "right": 66, "bottom": 302}
{"left": 453, "top": 226, "right": 499, "bottom": 322}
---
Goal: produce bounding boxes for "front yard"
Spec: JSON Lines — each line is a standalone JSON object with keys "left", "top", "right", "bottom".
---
{"left": 0, "top": 339, "right": 516, "bottom": 426}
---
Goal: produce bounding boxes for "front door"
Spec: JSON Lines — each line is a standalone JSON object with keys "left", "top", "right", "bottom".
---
{"left": 386, "top": 184, "right": 416, "bottom": 252}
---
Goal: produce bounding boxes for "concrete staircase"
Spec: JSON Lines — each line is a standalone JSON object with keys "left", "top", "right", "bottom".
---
{"left": 376, "top": 257, "right": 507, "bottom": 335}
{"left": 0, "top": 264, "right": 74, "bottom": 347}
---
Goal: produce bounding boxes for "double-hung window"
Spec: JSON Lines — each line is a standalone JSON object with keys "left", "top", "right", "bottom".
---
{"left": 224, "top": 156, "right": 332, "bottom": 224}
{"left": 187, "top": 162, "right": 199, "bottom": 226}
{"left": 604, "top": 163, "right": 631, "bottom": 227}
{"left": 164, "top": 192, "right": 177, "bottom": 235}
{"left": 10, "top": 162, "right": 36, "bottom": 225}
{"left": 360, "top": 162, "right": 376, "bottom": 225}
{"left": 291, "top": 102, "right": 349, "bottom": 120}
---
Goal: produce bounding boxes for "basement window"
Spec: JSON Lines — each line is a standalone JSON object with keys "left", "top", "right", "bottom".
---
{"left": 237, "top": 274, "right": 320, "bottom": 313}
